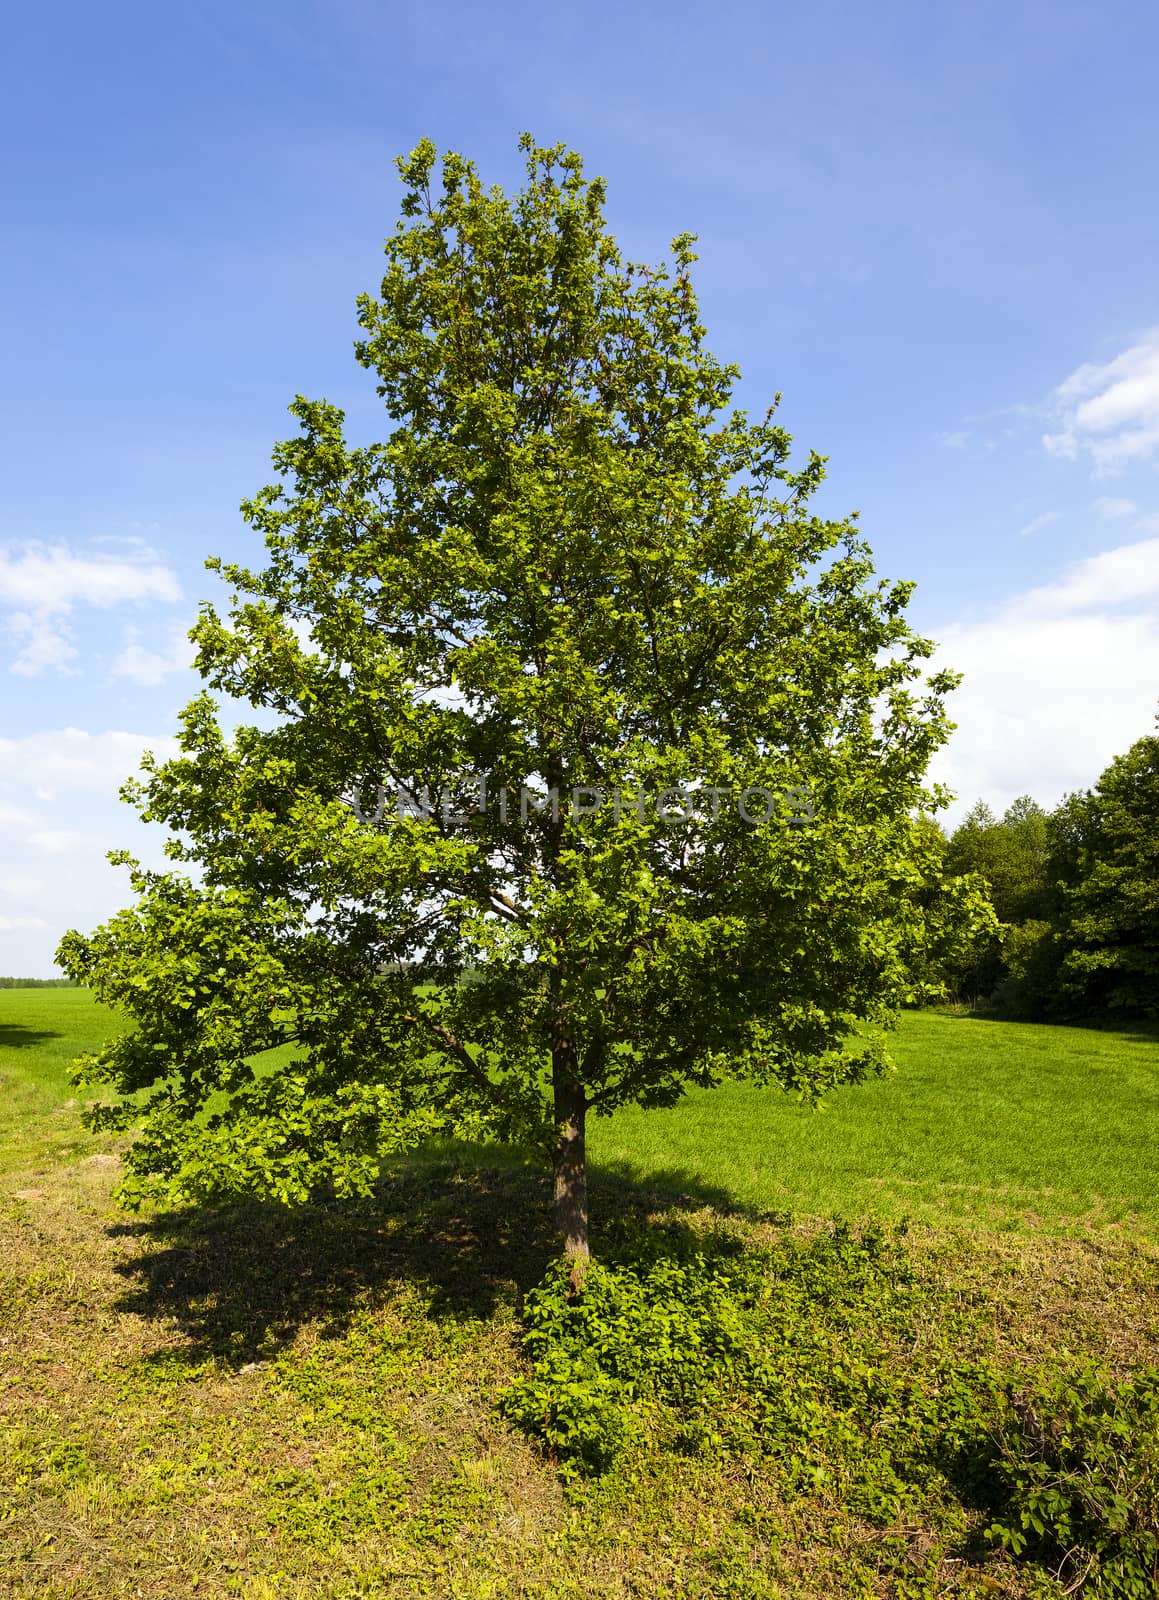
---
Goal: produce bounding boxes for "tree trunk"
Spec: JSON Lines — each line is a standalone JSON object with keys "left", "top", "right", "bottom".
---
{"left": 552, "top": 1067, "right": 589, "bottom": 1291}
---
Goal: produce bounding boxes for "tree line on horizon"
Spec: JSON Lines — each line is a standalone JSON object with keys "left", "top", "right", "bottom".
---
{"left": 931, "top": 726, "right": 1159, "bottom": 1024}
{"left": 0, "top": 976, "right": 77, "bottom": 988}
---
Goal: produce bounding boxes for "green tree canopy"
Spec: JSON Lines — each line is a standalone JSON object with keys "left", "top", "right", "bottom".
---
{"left": 944, "top": 796, "right": 1051, "bottom": 925}
{"left": 58, "top": 138, "right": 987, "bottom": 1267}
{"left": 1052, "top": 729, "right": 1159, "bottom": 1020}
{"left": 938, "top": 796, "right": 1052, "bottom": 1002}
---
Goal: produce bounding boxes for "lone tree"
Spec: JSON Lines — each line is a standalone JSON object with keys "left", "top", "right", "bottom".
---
{"left": 59, "top": 138, "right": 985, "bottom": 1269}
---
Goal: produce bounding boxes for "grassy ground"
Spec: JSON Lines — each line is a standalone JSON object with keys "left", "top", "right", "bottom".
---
{"left": 590, "top": 1010, "right": 1159, "bottom": 1239}
{"left": 0, "top": 987, "right": 120, "bottom": 1179}
{"left": 1, "top": 989, "right": 1157, "bottom": 1598}
{"left": 6, "top": 992, "right": 1157, "bottom": 1237}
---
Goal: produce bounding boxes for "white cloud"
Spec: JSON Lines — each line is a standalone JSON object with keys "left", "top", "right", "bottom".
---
{"left": 932, "top": 535, "right": 1159, "bottom": 820}
{"left": 1043, "top": 331, "right": 1159, "bottom": 474}
{"left": 1092, "top": 496, "right": 1136, "bottom": 521}
{"left": 0, "top": 540, "right": 182, "bottom": 676}
{"left": 112, "top": 623, "right": 196, "bottom": 686}
{"left": 0, "top": 728, "right": 178, "bottom": 809}
{"left": 8, "top": 612, "right": 80, "bottom": 676}
{"left": 0, "top": 543, "right": 181, "bottom": 613}
{"left": 1017, "top": 510, "right": 1059, "bottom": 539}
{"left": 95, "top": 531, "right": 163, "bottom": 556}
{"left": 1017, "top": 537, "right": 1159, "bottom": 614}
{"left": 0, "top": 727, "right": 178, "bottom": 975}
{"left": 27, "top": 830, "right": 86, "bottom": 855}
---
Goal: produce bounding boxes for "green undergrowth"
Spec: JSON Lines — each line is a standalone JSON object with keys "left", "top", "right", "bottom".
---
{"left": 502, "top": 1221, "right": 986, "bottom": 1490}
{"left": 989, "top": 1366, "right": 1159, "bottom": 1598}
{"left": 2, "top": 1161, "right": 1158, "bottom": 1596}
{"left": 502, "top": 1220, "right": 1159, "bottom": 1597}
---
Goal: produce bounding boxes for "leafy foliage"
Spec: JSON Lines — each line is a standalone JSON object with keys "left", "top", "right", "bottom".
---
{"left": 940, "top": 796, "right": 1054, "bottom": 1003}
{"left": 988, "top": 1365, "right": 1159, "bottom": 1597}
{"left": 1051, "top": 735, "right": 1159, "bottom": 1022}
{"left": 945, "top": 798, "right": 1053, "bottom": 927}
{"left": 939, "top": 730, "right": 1159, "bottom": 1023}
{"left": 501, "top": 1220, "right": 1001, "bottom": 1511}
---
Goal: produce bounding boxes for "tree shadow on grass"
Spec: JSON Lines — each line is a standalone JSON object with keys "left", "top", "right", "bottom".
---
{"left": 104, "top": 1153, "right": 1011, "bottom": 1574}
{"left": 0, "top": 1023, "right": 63, "bottom": 1050}
{"left": 942, "top": 1009, "right": 1159, "bottom": 1043}
{"left": 107, "top": 1151, "right": 773, "bottom": 1371}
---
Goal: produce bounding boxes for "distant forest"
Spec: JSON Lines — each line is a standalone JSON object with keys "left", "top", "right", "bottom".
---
{"left": 0, "top": 977, "right": 78, "bottom": 988}
{"left": 933, "top": 726, "right": 1158, "bottom": 1024}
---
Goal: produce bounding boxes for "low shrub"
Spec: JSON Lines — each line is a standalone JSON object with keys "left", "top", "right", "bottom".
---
{"left": 987, "top": 1363, "right": 1159, "bottom": 1598}
{"left": 502, "top": 1225, "right": 1159, "bottom": 1596}
{"left": 500, "top": 1222, "right": 1001, "bottom": 1517}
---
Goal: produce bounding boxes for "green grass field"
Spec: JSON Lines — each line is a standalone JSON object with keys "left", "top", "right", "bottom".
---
{"left": 0, "top": 987, "right": 121, "bottom": 1177}
{"left": 591, "top": 1009, "right": 1159, "bottom": 1237}
{"left": 2, "top": 988, "right": 1157, "bottom": 1599}
{"left": 5, "top": 988, "right": 1157, "bottom": 1237}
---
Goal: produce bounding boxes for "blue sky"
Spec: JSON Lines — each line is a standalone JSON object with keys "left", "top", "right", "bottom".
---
{"left": 2, "top": 0, "right": 1159, "bottom": 973}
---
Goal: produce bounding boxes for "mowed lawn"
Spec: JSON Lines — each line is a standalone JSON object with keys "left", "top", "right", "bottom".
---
{"left": 591, "top": 1010, "right": 1159, "bottom": 1237}
{"left": 0, "top": 987, "right": 122, "bottom": 1176}
{"left": 3, "top": 987, "right": 1157, "bottom": 1238}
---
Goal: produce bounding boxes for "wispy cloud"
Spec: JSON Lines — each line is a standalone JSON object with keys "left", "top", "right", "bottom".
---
{"left": 938, "top": 428, "right": 971, "bottom": 450}
{"left": 0, "top": 543, "right": 181, "bottom": 612}
{"left": 1017, "top": 510, "right": 1059, "bottom": 539}
{"left": 1043, "top": 331, "right": 1159, "bottom": 474}
{"left": 0, "top": 875, "right": 47, "bottom": 898}
{"left": 27, "top": 830, "right": 85, "bottom": 855}
{"left": 1092, "top": 495, "right": 1136, "bottom": 521}
{"left": 0, "top": 541, "right": 182, "bottom": 677}
{"left": 8, "top": 613, "right": 79, "bottom": 676}
{"left": 111, "top": 623, "right": 196, "bottom": 687}
{"left": 0, "top": 727, "right": 177, "bottom": 799}
{"left": 937, "top": 401, "right": 1037, "bottom": 454}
